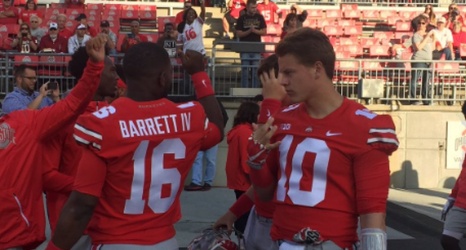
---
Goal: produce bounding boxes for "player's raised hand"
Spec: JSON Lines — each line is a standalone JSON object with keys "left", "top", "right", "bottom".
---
{"left": 86, "top": 34, "right": 108, "bottom": 63}
{"left": 252, "top": 117, "right": 280, "bottom": 151}
{"left": 260, "top": 68, "right": 287, "bottom": 101}
{"left": 182, "top": 49, "right": 205, "bottom": 75}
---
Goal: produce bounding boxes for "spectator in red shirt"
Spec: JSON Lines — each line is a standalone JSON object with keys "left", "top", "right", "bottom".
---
{"left": 0, "top": 0, "right": 18, "bottom": 24}
{"left": 443, "top": 3, "right": 464, "bottom": 31}
{"left": 257, "top": 0, "right": 280, "bottom": 25}
{"left": 452, "top": 21, "right": 466, "bottom": 60}
{"left": 10, "top": 23, "right": 38, "bottom": 52}
{"left": 175, "top": 0, "right": 192, "bottom": 28}
{"left": 65, "top": 0, "right": 85, "bottom": 9}
{"left": 75, "top": 13, "right": 98, "bottom": 37}
{"left": 39, "top": 22, "right": 68, "bottom": 53}
{"left": 18, "top": 0, "right": 42, "bottom": 24}
{"left": 120, "top": 20, "right": 148, "bottom": 52}
{"left": 57, "top": 14, "right": 73, "bottom": 41}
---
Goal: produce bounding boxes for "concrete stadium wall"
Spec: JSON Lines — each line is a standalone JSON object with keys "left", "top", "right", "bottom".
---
{"left": 185, "top": 102, "right": 465, "bottom": 190}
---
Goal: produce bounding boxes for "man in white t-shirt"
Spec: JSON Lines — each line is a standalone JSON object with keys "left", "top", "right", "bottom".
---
{"left": 433, "top": 17, "right": 454, "bottom": 60}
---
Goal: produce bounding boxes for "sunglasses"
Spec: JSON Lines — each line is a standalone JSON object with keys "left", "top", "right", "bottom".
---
{"left": 21, "top": 28, "right": 28, "bottom": 30}
{"left": 31, "top": 21, "right": 38, "bottom": 23}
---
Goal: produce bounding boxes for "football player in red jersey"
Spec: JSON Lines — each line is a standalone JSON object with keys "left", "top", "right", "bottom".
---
{"left": 0, "top": 35, "right": 107, "bottom": 249}
{"left": 42, "top": 46, "right": 118, "bottom": 248}
{"left": 440, "top": 101, "right": 466, "bottom": 250}
{"left": 248, "top": 28, "right": 399, "bottom": 250}
{"left": 257, "top": 0, "right": 280, "bottom": 25}
{"left": 46, "top": 45, "right": 224, "bottom": 250}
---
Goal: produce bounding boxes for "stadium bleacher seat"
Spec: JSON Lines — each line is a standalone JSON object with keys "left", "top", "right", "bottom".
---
{"left": 14, "top": 55, "right": 39, "bottom": 67}
{"left": 38, "top": 55, "right": 64, "bottom": 77}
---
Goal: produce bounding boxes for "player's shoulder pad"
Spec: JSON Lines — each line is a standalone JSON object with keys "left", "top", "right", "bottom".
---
{"left": 364, "top": 112, "right": 399, "bottom": 155}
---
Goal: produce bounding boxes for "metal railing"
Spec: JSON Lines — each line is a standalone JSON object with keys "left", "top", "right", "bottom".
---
{"left": 2, "top": 51, "right": 466, "bottom": 105}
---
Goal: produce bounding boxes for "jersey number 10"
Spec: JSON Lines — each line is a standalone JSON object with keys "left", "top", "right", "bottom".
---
{"left": 124, "top": 139, "right": 185, "bottom": 214}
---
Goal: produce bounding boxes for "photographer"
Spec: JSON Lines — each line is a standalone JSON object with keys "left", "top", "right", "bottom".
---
{"left": 10, "top": 23, "right": 38, "bottom": 53}
{"left": 120, "top": 21, "right": 147, "bottom": 53}
{"left": 443, "top": 3, "right": 464, "bottom": 30}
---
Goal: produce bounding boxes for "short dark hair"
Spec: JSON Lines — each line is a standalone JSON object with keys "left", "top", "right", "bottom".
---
{"left": 177, "top": 8, "right": 197, "bottom": 33}
{"left": 276, "top": 27, "right": 335, "bottom": 78}
{"left": 252, "top": 94, "right": 263, "bottom": 103}
{"left": 257, "top": 54, "right": 278, "bottom": 78}
{"left": 246, "top": 0, "right": 256, "bottom": 5}
{"left": 233, "top": 101, "right": 260, "bottom": 127}
{"left": 123, "top": 42, "right": 170, "bottom": 83}
{"left": 14, "top": 64, "right": 36, "bottom": 78}
{"left": 68, "top": 47, "right": 89, "bottom": 80}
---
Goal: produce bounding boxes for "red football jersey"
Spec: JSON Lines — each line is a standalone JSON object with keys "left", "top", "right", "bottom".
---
{"left": 44, "top": 101, "right": 108, "bottom": 231}
{"left": 451, "top": 153, "right": 466, "bottom": 209}
{"left": 267, "top": 98, "right": 399, "bottom": 248}
{"left": 257, "top": 1, "right": 279, "bottom": 25}
{"left": 229, "top": 0, "right": 246, "bottom": 19}
{"left": 0, "top": 61, "right": 103, "bottom": 249}
{"left": 73, "top": 97, "right": 219, "bottom": 244}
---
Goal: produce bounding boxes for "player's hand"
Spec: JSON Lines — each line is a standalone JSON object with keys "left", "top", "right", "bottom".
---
{"left": 213, "top": 211, "right": 237, "bottom": 234}
{"left": 260, "top": 68, "right": 287, "bottom": 101}
{"left": 441, "top": 197, "right": 455, "bottom": 221}
{"left": 182, "top": 50, "right": 204, "bottom": 75}
{"left": 252, "top": 117, "right": 281, "bottom": 151}
{"left": 86, "top": 34, "right": 108, "bottom": 63}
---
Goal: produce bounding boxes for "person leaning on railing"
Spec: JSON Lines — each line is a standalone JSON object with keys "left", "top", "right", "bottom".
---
{"left": 10, "top": 23, "right": 38, "bottom": 53}
{"left": 410, "top": 15, "right": 436, "bottom": 106}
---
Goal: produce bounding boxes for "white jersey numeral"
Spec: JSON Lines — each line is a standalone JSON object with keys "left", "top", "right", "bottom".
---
{"left": 276, "top": 135, "right": 330, "bottom": 207}
{"left": 124, "top": 139, "right": 185, "bottom": 214}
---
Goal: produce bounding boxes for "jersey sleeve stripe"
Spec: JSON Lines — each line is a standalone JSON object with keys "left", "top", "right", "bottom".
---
{"left": 73, "top": 134, "right": 102, "bottom": 150}
{"left": 367, "top": 137, "right": 399, "bottom": 146}
{"left": 204, "top": 117, "right": 209, "bottom": 130}
{"left": 369, "top": 128, "right": 396, "bottom": 134}
{"left": 75, "top": 123, "right": 103, "bottom": 140}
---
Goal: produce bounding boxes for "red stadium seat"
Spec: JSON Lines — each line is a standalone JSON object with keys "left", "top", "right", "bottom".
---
{"left": 395, "top": 21, "right": 411, "bottom": 32}
{"left": 307, "top": 9, "right": 323, "bottom": 19}
{"left": 398, "top": 11, "right": 416, "bottom": 21}
{"left": 102, "top": 9, "right": 120, "bottom": 17}
{"left": 85, "top": 9, "right": 101, "bottom": 17}
{"left": 67, "top": 9, "right": 82, "bottom": 15}
{"left": 0, "top": 24, "right": 18, "bottom": 36}
{"left": 316, "top": 19, "right": 333, "bottom": 28}
{"left": 373, "top": 31, "right": 394, "bottom": 40}
{"left": 369, "top": 45, "right": 391, "bottom": 57}
{"left": 340, "top": 4, "right": 358, "bottom": 11}
{"left": 323, "top": 26, "right": 343, "bottom": 37}
{"left": 266, "top": 24, "right": 281, "bottom": 36}
{"left": 50, "top": 3, "right": 65, "bottom": 9}
{"left": 87, "top": 3, "right": 103, "bottom": 11}
{"left": 339, "top": 37, "right": 357, "bottom": 45}
{"left": 139, "top": 9, "right": 157, "bottom": 21}
{"left": 38, "top": 55, "right": 64, "bottom": 76}
{"left": 14, "top": 55, "right": 39, "bottom": 67}
{"left": 336, "top": 60, "right": 359, "bottom": 84}
{"left": 65, "top": 20, "right": 78, "bottom": 29}
{"left": 104, "top": 4, "right": 122, "bottom": 11}
{"left": 326, "top": 9, "right": 341, "bottom": 19}
{"left": 361, "top": 10, "right": 380, "bottom": 20}
{"left": 335, "top": 50, "right": 351, "bottom": 59}
{"left": 379, "top": 10, "right": 397, "bottom": 20}
{"left": 435, "top": 62, "right": 462, "bottom": 86}
{"left": 343, "top": 9, "right": 359, "bottom": 19}
{"left": 302, "top": 17, "right": 316, "bottom": 28}
{"left": 342, "top": 44, "right": 363, "bottom": 57}
{"left": 158, "top": 16, "right": 176, "bottom": 33}
{"left": 387, "top": 16, "right": 403, "bottom": 26}
{"left": 360, "top": 37, "right": 379, "bottom": 48}
{"left": 120, "top": 9, "right": 139, "bottom": 19}
{"left": 344, "top": 25, "right": 362, "bottom": 36}
{"left": 337, "top": 19, "right": 355, "bottom": 27}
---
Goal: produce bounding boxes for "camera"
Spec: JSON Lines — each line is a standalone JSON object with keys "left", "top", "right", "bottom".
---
{"left": 451, "top": 8, "right": 460, "bottom": 21}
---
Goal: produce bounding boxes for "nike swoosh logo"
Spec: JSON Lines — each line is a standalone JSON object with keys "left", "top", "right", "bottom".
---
{"left": 326, "top": 131, "right": 342, "bottom": 136}
{"left": 267, "top": 109, "right": 271, "bottom": 117}
{"left": 201, "top": 80, "right": 207, "bottom": 87}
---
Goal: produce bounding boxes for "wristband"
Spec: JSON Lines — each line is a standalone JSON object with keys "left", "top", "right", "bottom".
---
{"left": 229, "top": 193, "right": 255, "bottom": 218}
{"left": 258, "top": 99, "right": 281, "bottom": 124}
{"left": 191, "top": 72, "right": 215, "bottom": 99}
{"left": 46, "top": 241, "right": 63, "bottom": 250}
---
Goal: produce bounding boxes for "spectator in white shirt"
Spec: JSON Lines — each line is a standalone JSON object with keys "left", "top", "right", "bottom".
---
{"left": 433, "top": 17, "right": 454, "bottom": 60}
{"left": 68, "top": 24, "right": 91, "bottom": 54}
